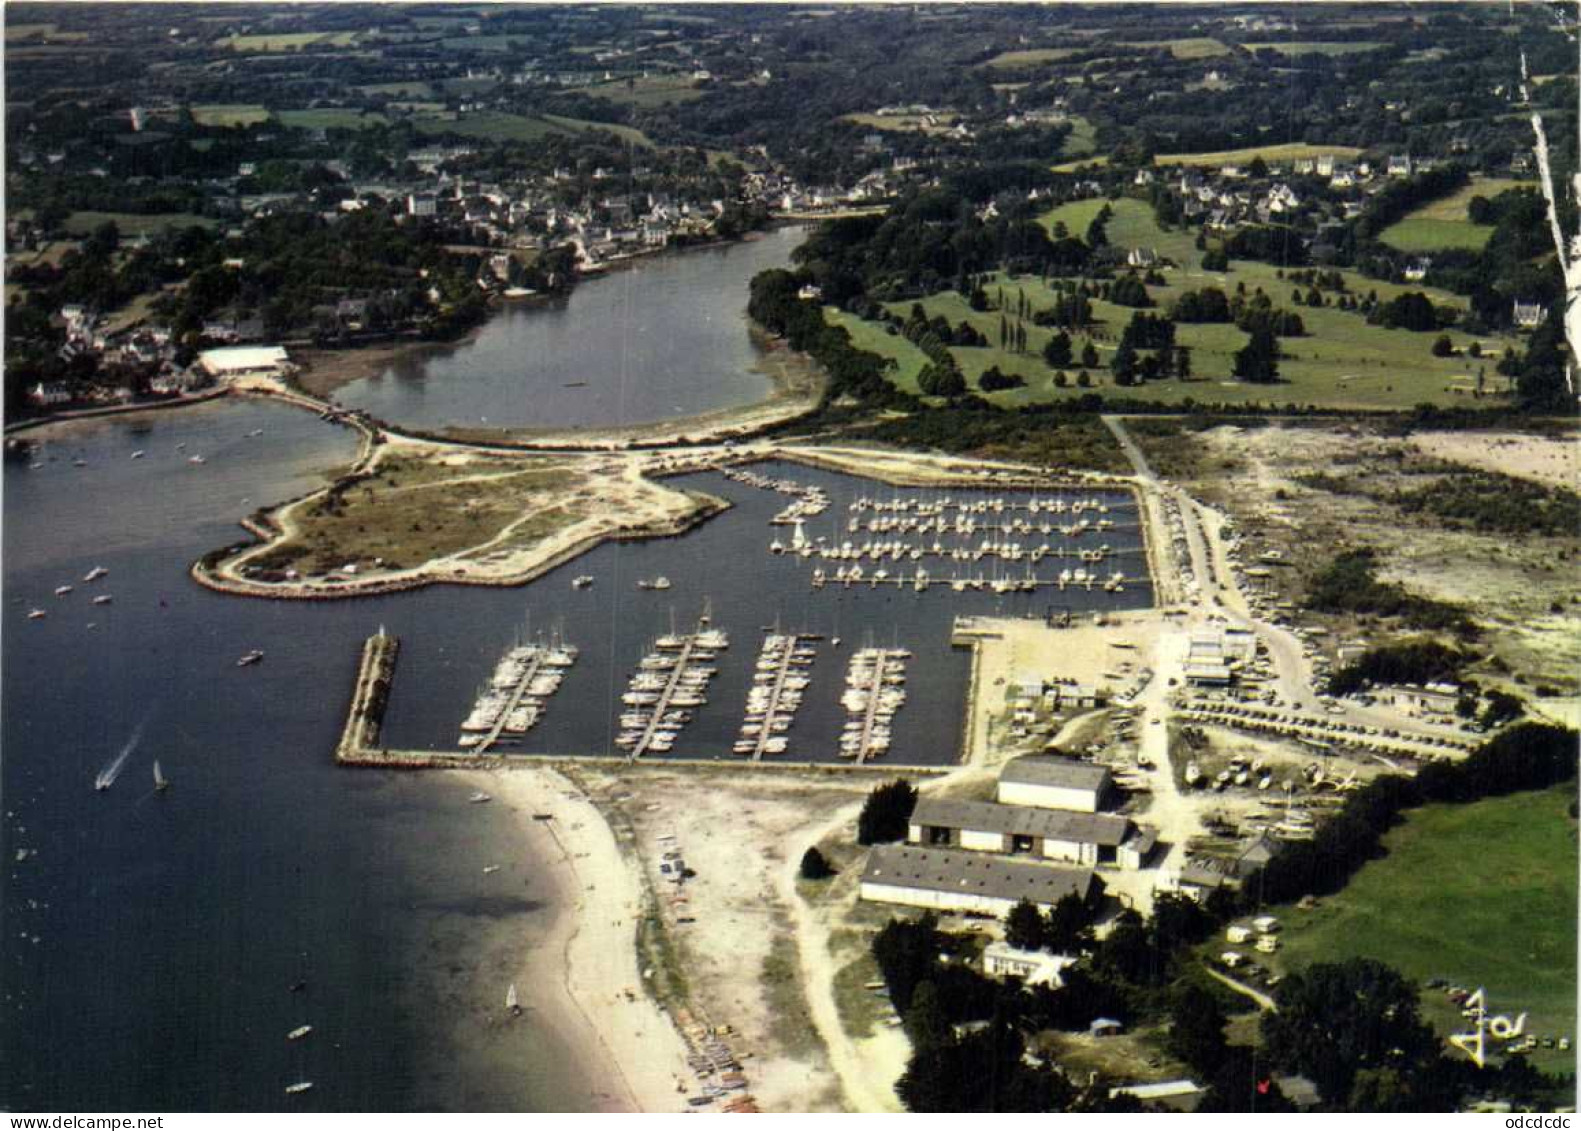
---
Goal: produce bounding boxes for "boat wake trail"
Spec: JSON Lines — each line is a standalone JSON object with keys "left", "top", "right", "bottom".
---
{"left": 94, "top": 718, "right": 149, "bottom": 791}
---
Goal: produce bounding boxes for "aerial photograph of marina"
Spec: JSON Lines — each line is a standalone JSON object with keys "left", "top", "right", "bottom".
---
{"left": 2, "top": 0, "right": 1578, "bottom": 1116}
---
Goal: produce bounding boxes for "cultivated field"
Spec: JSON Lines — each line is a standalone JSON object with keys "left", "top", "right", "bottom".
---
{"left": 1267, "top": 786, "right": 1578, "bottom": 1075}
{"left": 277, "top": 108, "right": 391, "bottom": 131}
{"left": 218, "top": 31, "right": 360, "bottom": 51}
{"left": 1241, "top": 41, "right": 1386, "bottom": 56}
{"left": 568, "top": 72, "right": 705, "bottom": 107}
{"left": 1120, "top": 37, "right": 1231, "bottom": 59}
{"left": 190, "top": 104, "right": 272, "bottom": 127}
{"left": 1381, "top": 177, "right": 1539, "bottom": 253}
{"left": 979, "top": 47, "right": 1084, "bottom": 69}
{"left": 1152, "top": 142, "right": 1366, "bottom": 168}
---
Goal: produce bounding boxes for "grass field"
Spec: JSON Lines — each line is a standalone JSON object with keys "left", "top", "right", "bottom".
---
{"left": 63, "top": 211, "right": 216, "bottom": 237}
{"left": 825, "top": 308, "right": 931, "bottom": 393}
{"left": 411, "top": 112, "right": 566, "bottom": 143}
{"left": 567, "top": 72, "right": 704, "bottom": 107}
{"left": 1121, "top": 37, "right": 1230, "bottom": 59}
{"left": 1265, "top": 786, "right": 1577, "bottom": 1075}
{"left": 540, "top": 113, "right": 654, "bottom": 147}
{"left": 842, "top": 111, "right": 958, "bottom": 135}
{"left": 1380, "top": 177, "right": 1537, "bottom": 253}
{"left": 219, "top": 31, "right": 359, "bottom": 51}
{"left": 1242, "top": 40, "right": 1385, "bottom": 56}
{"left": 356, "top": 81, "right": 435, "bottom": 98}
{"left": 277, "top": 108, "right": 390, "bottom": 131}
{"left": 190, "top": 104, "right": 272, "bottom": 127}
{"left": 1061, "top": 115, "right": 1098, "bottom": 158}
{"left": 834, "top": 195, "right": 1515, "bottom": 410}
{"left": 979, "top": 46, "right": 1083, "bottom": 69}
{"left": 1152, "top": 142, "right": 1365, "bottom": 168}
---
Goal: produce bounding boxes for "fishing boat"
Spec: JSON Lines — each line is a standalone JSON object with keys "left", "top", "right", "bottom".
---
{"left": 153, "top": 761, "right": 170, "bottom": 793}
{"left": 287, "top": 1025, "right": 312, "bottom": 1041}
{"left": 284, "top": 1082, "right": 314, "bottom": 1096}
{"left": 237, "top": 649, "right": 265, "bottom": 667}
{"left": 506, "top": 983, "right": 521, "bottom": 1014}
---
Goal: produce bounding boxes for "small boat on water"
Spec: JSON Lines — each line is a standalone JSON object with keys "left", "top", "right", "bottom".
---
{"left": 83, "top": 566, "right": 109, "bottom": 582}
{"left": 130, "top": 450, "right": 145, "bottom": 460}
{"left": 153, "top": 761, "right": 170, "bottom": 793}
{"left": 54, "top": 585, "right": 73, "bottom": 597}
{"left": 287, "top": 1025, "right": 312, "bottom": 1041}
{"left": 27, "top": 609, "right": 46, "bottom": 620}
{"left": 482, "top": 865, "right": 500, "bottom": 875}
{"left": 284, "top": 1082, "right": 314, "bottom": 1096}
{"left": 468, "top": 792, "right": 492, "bottom": 804}
{"left": 506, "top": 983, "right": 521, "bottom": 1014}
{"left": 92, "top": 594, "right": 112, "bottom": 606}
{"left": 187, "top": 455, "right": 206, "bottom": 465}
{"left": 571, "top": 575, "right": 594, "bottom": 590}
{"left": 237, "top": 650, "right": 265, "bottom": 667}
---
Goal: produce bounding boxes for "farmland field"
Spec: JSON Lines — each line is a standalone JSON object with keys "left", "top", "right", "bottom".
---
{"left": 540, "top": 114, "right": 654, "bottom": 147}
{"left": 1264, "top": 786, "right": 1577, "bottom": 1076}
{"left": 1380, "top": 177, "right": 1538, "bottom": 253}
{"left": 356, "top": 81, "right": 435, "bottom": 98}
{"left": 1060, "top": 115, "right": 1098, "bottom": 157}
{"left": 1242, "top": 41, "right": 1386, "bottom": 56}
{"left": 1152, "top": 142, "right": 1365, "bottom": 168}
{"left": 842, "top": 112, "right": 958, "bottom": 135}
{"left": 979, "top": 47, "right": 1083, "bottom": 69}
{"left": 190, "top": 104, "right": 272, "bottom": 127}
{"left": 1120, "top": 37, "right": 1230, "bottom": 59}
{"left": 63, "top": 211, "right": 217, "bottom": 237}
{"left": 277, "top": 108, "right": 390, "bottom": 131}
{"left": 218, "top": 31, "right": 359, "bottom": 51}
{"left": 567, "top": 72, "right": 705, "bottom": 107}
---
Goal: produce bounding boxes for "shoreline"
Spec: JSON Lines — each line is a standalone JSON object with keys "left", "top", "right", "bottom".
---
{"left": 463, "top": 765, "right": 694, "bottom": 1113}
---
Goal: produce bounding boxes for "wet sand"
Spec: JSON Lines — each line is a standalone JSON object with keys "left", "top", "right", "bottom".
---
{"left": 459, "top": 765, "right": 693, "bottom": 1113}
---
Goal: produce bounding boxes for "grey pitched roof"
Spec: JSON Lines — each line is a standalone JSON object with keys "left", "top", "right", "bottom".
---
{"left": 862, "top": 845, "right": 1095, "bottom": 905}
{"left": 999, "top": 756, "right": 1112, "bottom": 793}
{"left": 912, "top": 797, "right": 1130, "bottom": 847}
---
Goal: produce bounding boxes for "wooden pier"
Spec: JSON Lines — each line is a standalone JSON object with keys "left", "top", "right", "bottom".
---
{"left": 475, "top": 648, "right": 548, "bottom": 753}
{"left": 747, "top": 635, "right": 813, "bottom": 762}
{"left": 631, "top": 635, "right": 705, "bottom": 760}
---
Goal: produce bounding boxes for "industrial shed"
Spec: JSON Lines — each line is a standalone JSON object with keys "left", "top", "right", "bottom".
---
{"left": 197, "top": 345, "right": 291, "bottom": 380}
{"left": 908, "top": 797, "right": 1136, "bottom": 868}
{"left": 996, "top": 756, "right": 1112, "bottom": 813}
{"left": 859, "top": 844, "right": 1097, "bottom": 917}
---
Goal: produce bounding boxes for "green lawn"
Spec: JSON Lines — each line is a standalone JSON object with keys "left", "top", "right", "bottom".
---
{"left": 190, "top": 104, "right": 272, "bottom": 127}
{"left": 1381, "top": 177, "right": 1538, "bottom": 253}
{"left": 567, "top": 72, "right": 705, "bottom": 107}
{"left": 1061, "top": 115, "right": 1098, "bottom": 158}
{"left": 1266, "top": 787, "right": 1577, "bottom": 1076}
{"left": 825, "top": 307, "right": 931, "bottom": 394}
{"left": 838, "top": 196, "right": 1519, "bottom": 410}
{"left": 1121, "top": 37, "right": 1231, "bottom": 59}
{"left": 64, "top": 211, "right": 216, "bottom": 237}
{"left": 277, "top": 108, "right": 390, "bottom": 131}
{"left": 219, "top": 31, "right": 358, "bottom": 51}
{"left": 540, "top": 113, "right": 654, "bottom": 148}
{"left": 979, "top": 47, "right": 1084, "bottom": 69}
{"left": 1242, "top": 41, "right": 1385, "bottom": 56}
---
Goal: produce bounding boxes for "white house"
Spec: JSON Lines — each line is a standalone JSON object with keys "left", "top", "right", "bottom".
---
{"left": 197, "top": 345, "right": 291, "bottom": 380}
{"left": 982, "top": 941, "right": 1078, "bottom": 988}
{"left": 908, "top": 797, "right": 1136, "bottom": 868}
{"left": 997, "top": 756, "right": 1111, "bottom": 812}
{"left": 860, "top": 844, "right": 1096, "bottom": 917}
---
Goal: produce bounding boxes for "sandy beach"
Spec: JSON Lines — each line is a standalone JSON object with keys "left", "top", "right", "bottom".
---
{"left": 464, "top": 765, "right": 694, "bottom": 1113}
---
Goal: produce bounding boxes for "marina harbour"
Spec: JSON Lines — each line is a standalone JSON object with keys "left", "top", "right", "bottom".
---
{"left": 378, "top": 460, "right": 1155, "bottom": 767}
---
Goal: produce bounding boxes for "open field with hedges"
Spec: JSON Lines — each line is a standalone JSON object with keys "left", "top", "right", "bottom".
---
{"left": 1264, "top": 786, "right": 1577, "bottom": 1076}
{"left": 833, "top": 196, "right": 1520, "bottom": 410}
{"left": 1381, "top": 177, "right": 1539, "bottom": 253}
